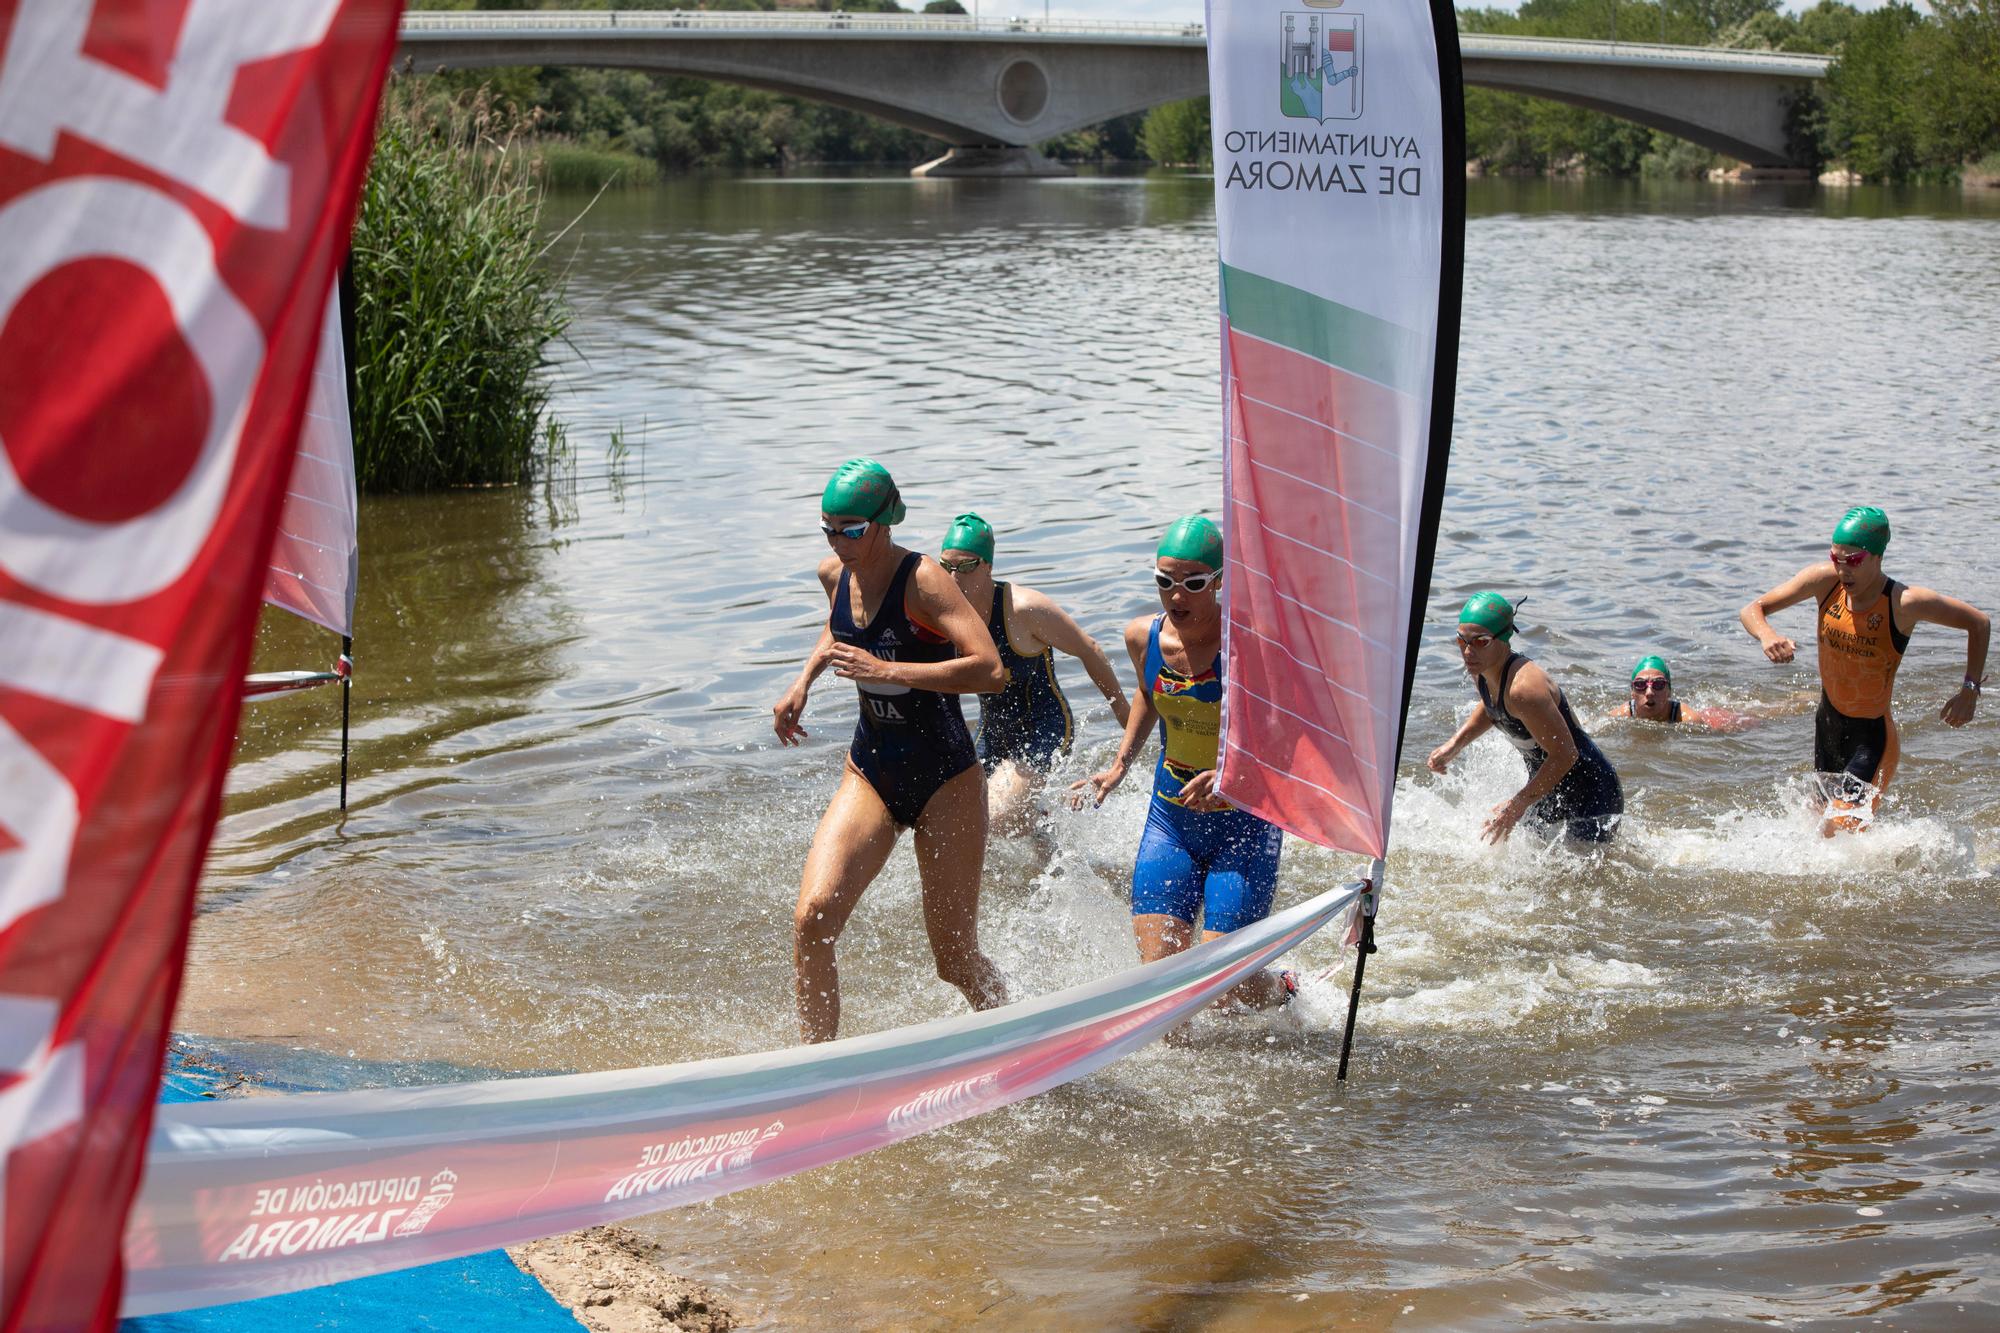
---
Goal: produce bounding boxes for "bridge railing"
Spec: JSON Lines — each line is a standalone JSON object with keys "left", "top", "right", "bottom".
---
{"left": 397, "top": 12, "right": 1831, "bottom": 76}
{"left": 399, "top": 10, "right": 1208, "bottom": 41}
{"left": 1461, "top": 32, "right": 1830, "bottom": 76}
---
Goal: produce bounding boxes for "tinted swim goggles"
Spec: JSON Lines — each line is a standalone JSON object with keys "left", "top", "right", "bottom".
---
{"left": 1154, "top": 568, "right": 1220, "bottom": 593}
{"left": 1829, "top": 548, "right": 1869, "bottom": 567}
{"left": 939, "top": 556, "right": 983, "bottom": 574}
{"left": 1631, "top": 678, "right": 1670, "bottom": 693}
{"left": 821, "top": 519, "right": 872, "bottom": 541}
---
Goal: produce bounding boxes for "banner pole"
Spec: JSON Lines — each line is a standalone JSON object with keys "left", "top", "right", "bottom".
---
{"left": 339, "top": 634, "right": 352, "bottom": 811}
{"left": 1336, "top": 856, "right": 1385, "bottom": 1081}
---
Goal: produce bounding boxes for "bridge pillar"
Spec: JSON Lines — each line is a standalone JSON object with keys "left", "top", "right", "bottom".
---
{"left": 911, "top": 145, "right": 1073, "bottom": 178}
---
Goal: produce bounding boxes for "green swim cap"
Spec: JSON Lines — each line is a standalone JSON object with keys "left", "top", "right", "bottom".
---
{"left": 942, "top": 513, "right": 994, "bottom": 563}
{"left": 1831, "top": 506, "right": 1889, "bottom": 556}
{"left": 1157, "top": 515, "right": 1224, "bottom": 571}
{"left": 1632, "top": 655, "right": 1671, "bottom": 683}
{"left": 1458, "top": 592, "right": 1517, "bottom": 640}
{"left": 821, "top": 458, "right": 906, "bottom": 526}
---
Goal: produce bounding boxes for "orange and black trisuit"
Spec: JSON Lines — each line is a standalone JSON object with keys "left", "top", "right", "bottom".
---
{"left": 1814, "top": 577, "right": 1909, "bottom": 806}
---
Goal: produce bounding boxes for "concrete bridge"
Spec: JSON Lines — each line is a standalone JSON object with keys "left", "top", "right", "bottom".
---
{"left": 398, "top": 11, "right": 1832, "bottom": 176}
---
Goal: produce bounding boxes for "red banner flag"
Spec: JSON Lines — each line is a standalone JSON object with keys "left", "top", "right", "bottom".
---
{"left": 0, "top": 2, "right": 401, "bottom": 1327}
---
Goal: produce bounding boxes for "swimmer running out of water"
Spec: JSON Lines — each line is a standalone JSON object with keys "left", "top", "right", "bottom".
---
{"left": 1428, "top": 593, "right": 1624, "bottom": 843}
{"left": 939, "top": 512, "right": 1131, "bottom": 835}
{"left": 1071, "top": 516, "right": 1292, "bottom": 1010}
{"left": 1739, "top": 505, "right": 1988, "bottom": 833}
{"left": 1614, "top": 656, "right": 1758, "bottom": 733}
{"left": 772, "top": 459, "right": 1010, "bottom": 1043}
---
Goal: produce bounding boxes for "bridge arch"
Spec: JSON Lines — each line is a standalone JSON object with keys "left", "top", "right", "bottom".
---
{"left": 398, "top": 14, "right": 1829, "bottom": 174}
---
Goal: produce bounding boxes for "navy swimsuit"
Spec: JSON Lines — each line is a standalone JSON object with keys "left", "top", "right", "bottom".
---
{"left": 1477, "top": 653, "right": 1624, "bottom": 842}
{"left": 830, "top": 552, "right": 978, "bottom": 827}
{"left": 976, "top": 582, "right": 1074, "bottom": 773}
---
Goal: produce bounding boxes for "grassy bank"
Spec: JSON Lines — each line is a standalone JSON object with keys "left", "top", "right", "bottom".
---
{"left": 535, "top": 140, "right": 661, "bottom": 191}
{"left": 350, "top": 81, "right": 571, "bottom": 493}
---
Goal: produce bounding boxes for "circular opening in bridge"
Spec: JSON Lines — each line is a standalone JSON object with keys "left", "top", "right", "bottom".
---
{"left": 996, "top": 59, "right": 1050, "bottom": 126}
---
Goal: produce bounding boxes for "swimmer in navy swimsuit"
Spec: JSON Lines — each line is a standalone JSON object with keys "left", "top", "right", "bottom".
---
{"left": 772, "top": 459, "right": 1010, "bottom": 1043}
{"left": 938, "top": 513, "right": 1130, "bottom": 835}
{"left": 1072, "top": 516, "right": 1292, "bottom": 1012}
{"left": 1428, "top": 592, "right": 1624, "bottom": 844}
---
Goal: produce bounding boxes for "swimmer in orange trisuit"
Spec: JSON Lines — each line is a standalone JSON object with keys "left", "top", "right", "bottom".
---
{"left": 1739, "top": 506, "right": 1989, "bottom": 834}
{"left": 1612, "top": 656, "right": 1758, "bottom": 733}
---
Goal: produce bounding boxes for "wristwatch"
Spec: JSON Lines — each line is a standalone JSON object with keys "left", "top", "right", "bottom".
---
{"left": 1965, "top": 676, "right": 1985, "bottom": 694}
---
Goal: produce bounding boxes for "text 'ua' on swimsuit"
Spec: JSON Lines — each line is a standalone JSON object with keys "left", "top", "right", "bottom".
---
{"left": 829, "top": 551, "right": 977, "bottom": 828}
{"left": 1129, "top": 614, "right": 1283, "bottom": 933}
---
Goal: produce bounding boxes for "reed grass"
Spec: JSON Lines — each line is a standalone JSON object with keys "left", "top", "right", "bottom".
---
{"left": 349, "top": 79, "right": 571, "bottom": 492}
{"left": 537, "top": 140, "right": 661, "bottom": 191}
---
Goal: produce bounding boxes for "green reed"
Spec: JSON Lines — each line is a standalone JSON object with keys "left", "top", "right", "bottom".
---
{"left": 536, "top": 140, "right": 661, "bottom": 192}
{"left": 349, "top": 79, "right": 571, "bottom": 492}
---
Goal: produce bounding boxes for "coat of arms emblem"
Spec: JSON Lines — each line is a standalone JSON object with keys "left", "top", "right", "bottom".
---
{"left": 1280, "top": 11, "right": 1364, "bottom": 122}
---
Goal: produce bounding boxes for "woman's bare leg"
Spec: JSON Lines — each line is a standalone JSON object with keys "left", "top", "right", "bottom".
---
{"left": 1134, "top": 913, "right": 1194, "bottom": 964}
{"left": 794, "top": 767, "right": 899, "bottom": 1043}
{"left": 985, "top": 761, "right": 1038, "bottom": 837}
{"left": 1202, "top": 928, "right": 1291, "bottom": 1009}
{"left": 912, "top": 764, "right": 1008, "bottom": 1012}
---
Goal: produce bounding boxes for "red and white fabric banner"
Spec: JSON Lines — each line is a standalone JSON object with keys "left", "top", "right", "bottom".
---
{"left": 1206, "top": 0, "right": 1463, "bottom": 857}
{"left": 119, "top": 884, "right": 1357, "bottom": 1316}
{"left": 0, "top": 3, "right": 400, "bottom": 1327}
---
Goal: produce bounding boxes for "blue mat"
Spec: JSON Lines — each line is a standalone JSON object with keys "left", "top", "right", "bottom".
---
{"left": 122, "top": 1044, "right": 581, "bottom": 1333}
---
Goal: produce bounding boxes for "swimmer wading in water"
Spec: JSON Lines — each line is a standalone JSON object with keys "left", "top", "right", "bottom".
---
{"left": 1739, "top": 505, "right": 1988, "bottom": 833}
{"left": 1072, "top": 516, "right": 1293, "bottom": 1011}
{"left": 938, "top": 512, "right": 1131, "bottom": 836}
{"left": 772, "top": 459, "right": 1011, "bottom": 1042}
{"left": 1428, "top": 592, "right": 1624, "bottom": 843}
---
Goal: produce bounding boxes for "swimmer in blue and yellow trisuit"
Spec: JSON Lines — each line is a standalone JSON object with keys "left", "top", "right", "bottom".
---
{"left": 772, "top": 459, "right": 1011, "bottom": 1043}
{"left": 1740, "top": 505, "right": 1988, "bottom": 833}
{"left": 939, "top": 513, "right": 1130, "bottom": 835}
{"left": 1071, "top": 516, "right": 1291, "bottom": 1010}
{"left": 1428, "top": 592, "right": 1624, "bottom": 843}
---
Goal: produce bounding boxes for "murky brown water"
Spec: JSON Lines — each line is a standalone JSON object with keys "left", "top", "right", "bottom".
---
{"left": 185, "top": 174, "right": 2000, "bottom": 1327}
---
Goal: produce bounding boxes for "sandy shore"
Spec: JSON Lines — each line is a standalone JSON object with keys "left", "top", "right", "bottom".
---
{"left": 510, "top": 1226, "right": 739, "bottom": 1332}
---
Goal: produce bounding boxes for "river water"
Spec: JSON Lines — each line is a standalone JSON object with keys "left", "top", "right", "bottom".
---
{"left": 187, "top": 175, "right": 2000, "bottom": 1327}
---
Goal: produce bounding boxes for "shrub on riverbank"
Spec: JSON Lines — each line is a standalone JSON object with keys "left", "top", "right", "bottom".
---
{"left": 1820, "top": 1, "right": 2000, "bottom": 182}
{"left": 1142, "top": 99, "right": 1211, "bottom": 169}
{"left": 536, "top": 139, "right": 661, "bottom": 190}
{"left": 350, "top": 81, "right": 570, "bottom": 492}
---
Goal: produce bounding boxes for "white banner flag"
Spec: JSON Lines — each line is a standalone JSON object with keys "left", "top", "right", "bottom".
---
{"left": 1207, "top": 0, "right": 1464, "bottom": 858}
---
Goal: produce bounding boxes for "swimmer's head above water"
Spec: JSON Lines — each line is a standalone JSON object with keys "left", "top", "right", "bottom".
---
{"left": 1155, "top": 516, "right": 1223, "bottom": 625}
{"left": 1629, "top": 654, "right": 1675, "bottom": 721}
{"left": 940, "top": 512, "right": 994, "bottom": 572}
{"left": 1455, "top": 591, "right": 1517, "bottom": 674}
{"left": 1157, "top": 515, "right": 1224, "bottom": 571}
{"left": 821, "top": 458, "right": 905, "bottom": 526}
{"left": 1830, "top": 506, "right": 1889, "bottom": 586}
{"left": 820, "top": 459, "right": 904, "bottom": 560}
